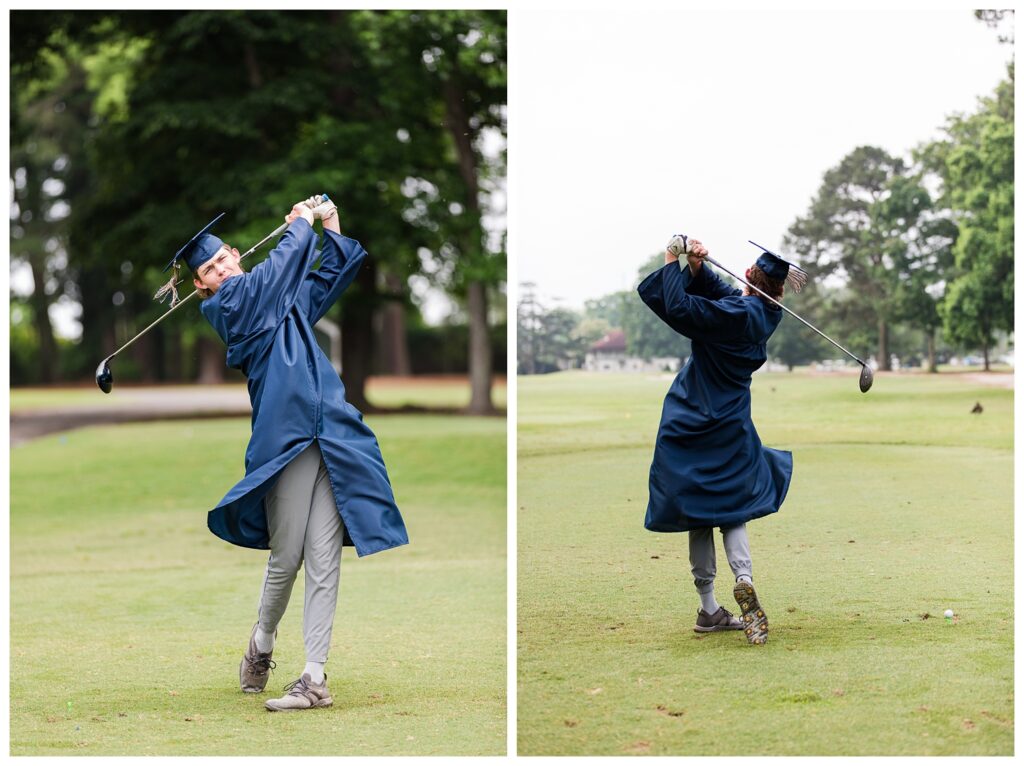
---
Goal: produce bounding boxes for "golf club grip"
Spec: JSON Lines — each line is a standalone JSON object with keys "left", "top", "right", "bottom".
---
{"left": 701, "top": 255, "right": 866, "bottom": 367}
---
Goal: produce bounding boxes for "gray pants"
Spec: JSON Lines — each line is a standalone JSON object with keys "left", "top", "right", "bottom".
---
{"left": 256, "top": 441, "right": 344, "bottom": 664}
{"left": 688, "top": 524, "right": 752, "bottom": 595}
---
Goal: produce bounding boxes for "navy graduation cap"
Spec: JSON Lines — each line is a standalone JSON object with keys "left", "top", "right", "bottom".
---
{"left": 748, "top": 240, "right": 808, "bottom": 293}
{"left": 154, "top": 212, "right": 227, "bottom": 306}
{"left": 164, "top": 212, "right": 227, "bottom": 273}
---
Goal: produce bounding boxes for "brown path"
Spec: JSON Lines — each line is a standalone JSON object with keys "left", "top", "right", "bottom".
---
{"left": 10, "top": 387, "right": 252, "bottom": 446}
{"left": 10, "top": 376, "right": 507, "bottom": 446}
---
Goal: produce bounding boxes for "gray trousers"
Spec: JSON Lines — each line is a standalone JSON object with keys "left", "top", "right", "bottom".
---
{"left": 688, "top": 523, "right": 752, "bottom": 595}
{"left": 256, "top": 441, "right": 344, "bottom": 664}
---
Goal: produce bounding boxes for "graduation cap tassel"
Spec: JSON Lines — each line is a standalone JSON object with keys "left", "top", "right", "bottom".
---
{"left": 153, "top": 262, "right": 183, "bottom": 306}
{"left": 785, "top": 264, "right": 808, "bottom": 293}
{"left": 748, "top": 240, "right": 809, "bottom": 293}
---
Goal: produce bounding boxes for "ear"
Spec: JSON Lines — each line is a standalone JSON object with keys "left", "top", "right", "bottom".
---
{"left": 194, "top": 276, "right": 206, "bottom": 291}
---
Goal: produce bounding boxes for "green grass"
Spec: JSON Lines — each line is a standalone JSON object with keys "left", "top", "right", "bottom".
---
{"left": 10, "top": 377, "right": 507, "bottom": 413}
{"left": 517, "top": 370, "right": 1013, "bottom": 756}
{"left": 11, "top": 415, "right": 506, "bottom": 756}
{"left": 366, "top": 377, "right": 507, "bottom": 410}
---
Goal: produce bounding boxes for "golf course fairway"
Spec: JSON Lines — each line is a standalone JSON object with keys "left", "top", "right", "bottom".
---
{"left": 517, "top": 370, "right": 1012, "bottom": 756}
{"left": 11, "top": 414, "right": 506, "bottom": 756}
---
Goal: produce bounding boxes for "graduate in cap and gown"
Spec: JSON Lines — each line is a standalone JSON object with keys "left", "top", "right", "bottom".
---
{"left": 164, "top": 197, "right": 408, "bottom": 710}
{"left": 637, "top": 235, "right": 804, "bottom": 645}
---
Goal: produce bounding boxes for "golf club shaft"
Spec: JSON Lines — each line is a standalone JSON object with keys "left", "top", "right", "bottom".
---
{"left": 105, "top": 221, "right": 291, "bottom": 362}
{"left": 699, "top": 254, "right": 867, "bottom": 367}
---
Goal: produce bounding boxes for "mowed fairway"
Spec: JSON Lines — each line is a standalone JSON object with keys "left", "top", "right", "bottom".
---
{"left": 518, "top": 370, "right": 1013, "bottom": 756}
{"left": 11, "top": 415, "right": 505, "bottom": 755}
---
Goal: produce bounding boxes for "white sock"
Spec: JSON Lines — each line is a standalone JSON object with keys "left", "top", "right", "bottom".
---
{"left": 737, "top": 574, "right": 753, "bottom": 585}
{"left": 255, "top": 626, "right": 276, "bottom": 653}
{"left": 699, "top": 591, "right": 720, "bottom": 614}
{"left": 304, "top": 661, "right": 326, "bottom": 685}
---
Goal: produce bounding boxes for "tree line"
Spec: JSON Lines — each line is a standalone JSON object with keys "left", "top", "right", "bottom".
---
{"left": 520, "top": 26, "right": 1013, "bottom": 375}
{"left": 10, "top": 10, "right": 506, "bottom": 413}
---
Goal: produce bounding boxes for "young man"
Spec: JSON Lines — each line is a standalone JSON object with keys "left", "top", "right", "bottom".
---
{"left": 637, "top": 234, "right": 798, "bottom": 645}
{"left": 169, "top": 197, "right": 408, "bottom": 710}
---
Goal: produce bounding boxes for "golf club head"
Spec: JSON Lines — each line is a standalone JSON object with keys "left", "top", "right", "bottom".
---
{"left": 859, "top": 363, "right": 874, "bottom": 393}
{"left": 95, "top": 358, "right": 113, "bottom": 394}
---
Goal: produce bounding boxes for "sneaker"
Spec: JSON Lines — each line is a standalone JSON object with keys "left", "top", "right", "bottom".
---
{"left": 265, "top": 673, "right": 333, "bottom": 712}
{"left": 239, "top": 623, "right": 276, "bottom": 693}
{"left": 694, "top": 606, "right": 743, "bottom": 633}
{"left": 733, "top": 580, "right": 769, "bottom": 645}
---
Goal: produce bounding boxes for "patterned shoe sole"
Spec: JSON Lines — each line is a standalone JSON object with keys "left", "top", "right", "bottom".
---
{"left": 733, "top": 581, "right": 769, "bottom": 645}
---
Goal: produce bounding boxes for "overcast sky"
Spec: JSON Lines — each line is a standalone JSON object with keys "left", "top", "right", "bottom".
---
{"left": 514, "top": 8, "right": 1013, "bottom": 310}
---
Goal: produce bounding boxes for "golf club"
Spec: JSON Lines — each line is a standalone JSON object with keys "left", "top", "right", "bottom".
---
{"left": 695, "top": 245, "right": 874, "bottom": 393}
{"left": 95, "top": 218, "right": 291, "bottom": 393}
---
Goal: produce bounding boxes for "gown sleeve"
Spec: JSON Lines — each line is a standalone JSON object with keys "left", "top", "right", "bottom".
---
{"left": 214, "top": 218, "right": 319, "bottom": 336}
{"left": 302, "top": 230, "right": 367, "bottom": 325}
{"left": 637, "top": 260, "right": 749, "bottom": 344}
{"left": 686, "top": 261, "right": 743, "bottom": 300}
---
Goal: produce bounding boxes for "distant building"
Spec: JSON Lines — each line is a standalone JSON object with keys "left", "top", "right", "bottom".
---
{"left": 583, "top": 329, "right": 682, "bottom": 373}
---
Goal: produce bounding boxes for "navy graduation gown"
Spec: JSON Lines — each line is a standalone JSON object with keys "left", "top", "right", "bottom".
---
{"left": 200, "top": 218, "right": 408, "bottom": 556}
{"left": 637, "top": 260, "right": 792, "bottom": 532}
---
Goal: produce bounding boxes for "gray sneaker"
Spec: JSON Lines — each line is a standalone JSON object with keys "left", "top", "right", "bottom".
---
{"left": 239, "top": 623, "right": 276, "bottom": 693}
{"left": 733, "top": 580, "right": 769, "bottom": 645}
{"left": 694, "top": 606, "right": 743, "bottom": 633}
{"left": 265, "top": 673, "right": 333, "bottom": 712}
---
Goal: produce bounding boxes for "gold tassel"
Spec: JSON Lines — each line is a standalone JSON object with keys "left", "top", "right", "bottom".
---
{"left": 154, "top": 262, "right": 183, "bottom": 306}
{"left": 785, "top": 264, "right": 808, "bottom": 293}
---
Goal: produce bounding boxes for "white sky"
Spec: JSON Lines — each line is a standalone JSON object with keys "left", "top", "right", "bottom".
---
{"left": 514, "top": 8, "right": 1013, "bottom": 310}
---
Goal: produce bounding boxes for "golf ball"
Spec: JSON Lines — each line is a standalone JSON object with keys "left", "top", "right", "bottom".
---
{"left": 944, "top": 609, "right": 954, "bottom": 619}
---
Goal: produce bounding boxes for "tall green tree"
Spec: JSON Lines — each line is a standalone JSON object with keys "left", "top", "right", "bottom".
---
{"left": 11, "top": 11, "right": 506, "bottom": 405}
{"left": 872, "top": 175, "right": 956, "bottom": 372}
{"left": 928, "top": 64, "right": 1014, "bottom": 370}
{"left": 352, "top": 10, "right": 507, "bottom": 413}
{"left": 765, "top": 287, "right": 832, "bottom": 370}
{"left": 785, "top": 146, "right": 915, "bottom": 370}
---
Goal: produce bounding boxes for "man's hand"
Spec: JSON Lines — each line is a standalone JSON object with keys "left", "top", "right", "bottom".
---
{"left": 686, "top": 238, "right": 708, "bottom": 275}
{"left": 285, "top": 203, "right": 315, "bottom": 227}
{"left": 309, "top": 199, "right": 338, "bottom": 224}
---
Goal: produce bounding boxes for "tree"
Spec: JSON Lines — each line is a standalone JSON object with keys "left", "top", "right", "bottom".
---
{"left": 766, "top": 287, "right": 832, "bottom": 370}
{"left": 785, "top": 146, "right": 919, "bottom": 371}
{"left": 975, "top": 9, "right": 1015, "bottom": 44}
{"left": 352, "top": 10, "right": 507, "bottom": 413}
{"left": 10, "top": 11, "right": 507, "bottom": 404}
{"left": 583, "top": 292, "right": 630, "bottom": 328}
{"left": 516, "top": 281, "right": 542, "bottom": 374}
{"left": 935, "top": 65, "right": 1014, "bottom": 370}
{"left": 623, "top": 254, "right": 690, "bottom": 363}
{"left": 870, "top": 174, "right": 956, "bottom": 372}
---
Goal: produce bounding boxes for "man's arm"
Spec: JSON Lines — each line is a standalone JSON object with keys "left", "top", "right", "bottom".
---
{"left": 303, "top": 204, "right": 366, "bottom": 325}
{"left": 215, "top": 204, "right": 319, "bottom": 332}
{"left": 638, "top": 260, "right": 749, "bottom": 343}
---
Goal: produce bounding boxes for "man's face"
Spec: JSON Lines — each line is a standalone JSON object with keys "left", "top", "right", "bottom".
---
{"left": 193, "top": 246, "right": 243, "bottom": 293}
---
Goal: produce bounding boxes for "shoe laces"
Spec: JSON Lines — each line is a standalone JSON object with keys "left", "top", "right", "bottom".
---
{"left": 283, "top": 674, "right": 326, "bottom": 696}
{"left": 245, "top": 654, "right": 276, "bottom": 675}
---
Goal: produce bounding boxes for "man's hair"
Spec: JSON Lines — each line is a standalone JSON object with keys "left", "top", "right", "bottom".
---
{"left": 746, "top": 265, "right": 785, "bottom": 305}
{"left": 195, "top": 281, "right": 214, "bottom": 300}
